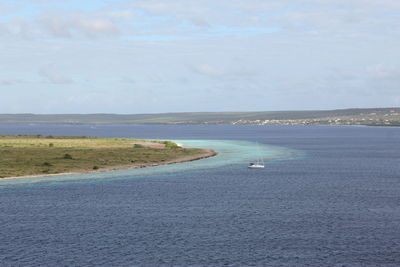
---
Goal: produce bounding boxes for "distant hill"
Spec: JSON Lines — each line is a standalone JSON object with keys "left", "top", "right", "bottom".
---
{"left": 1, "top": 108, "right": 400, "bottom": 126}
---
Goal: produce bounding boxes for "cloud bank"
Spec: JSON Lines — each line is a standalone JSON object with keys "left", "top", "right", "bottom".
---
{"left": 0, "top": 0, "right": 399, "bottom": 113}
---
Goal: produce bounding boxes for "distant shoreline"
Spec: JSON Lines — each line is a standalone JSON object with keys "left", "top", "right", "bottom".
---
{"left": 1, "top": 149, "right": 217, "bottom": 181}
{"left": 1, "top": 107, "right": 399, "bottom": 126}
{"left": 1, "top": 123, "right": 399, "bottom": 127}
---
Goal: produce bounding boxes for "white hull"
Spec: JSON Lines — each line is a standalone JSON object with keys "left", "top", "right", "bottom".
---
{"left": 248, "top": 164, "right": 265, "bottom": 169}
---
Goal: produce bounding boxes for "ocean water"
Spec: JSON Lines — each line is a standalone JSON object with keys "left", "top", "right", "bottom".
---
{"left": 0, "top": 125, "right": 400, "bottom": 266}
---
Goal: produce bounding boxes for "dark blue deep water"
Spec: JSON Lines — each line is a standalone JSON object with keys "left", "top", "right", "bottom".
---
{"left": 1, "top": 125, "right": 400, "bottom": 266}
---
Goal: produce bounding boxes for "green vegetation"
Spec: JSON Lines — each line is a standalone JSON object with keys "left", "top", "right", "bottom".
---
{"left": 133, "top": 144, "right": 145, "bottom": 148}
{"left": 0, "top": 135, "right": 208, "bottom": 178}
{"left": 164, "top": 141, "right": 179, "bottom": 148}
{"left": 63, "top": 153, "right": 73, "bottom": 159}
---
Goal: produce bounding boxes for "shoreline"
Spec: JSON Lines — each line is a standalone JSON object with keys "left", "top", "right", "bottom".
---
{"left": 1, "top": 149, "right": 217, "bottom": 181}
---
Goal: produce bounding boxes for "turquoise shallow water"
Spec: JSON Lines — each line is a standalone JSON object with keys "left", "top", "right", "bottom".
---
{"left": 0, "top": 140, "right": 299, "bottom": 186}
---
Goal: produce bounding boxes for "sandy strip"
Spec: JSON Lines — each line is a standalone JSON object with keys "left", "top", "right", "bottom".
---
{"left": 1, "top": 149, "right": 217, "bottom": 181}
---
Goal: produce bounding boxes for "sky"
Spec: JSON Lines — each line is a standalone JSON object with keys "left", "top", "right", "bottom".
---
{"left": 0, "top": 0, "right": 399, "bottom": 114}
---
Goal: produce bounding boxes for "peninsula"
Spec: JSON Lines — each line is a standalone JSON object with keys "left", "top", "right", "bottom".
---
{"left": 0, "top": 135, "right": 216, "bottom": 179}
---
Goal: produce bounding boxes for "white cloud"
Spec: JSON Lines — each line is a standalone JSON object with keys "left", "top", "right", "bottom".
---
{"left": 130, "top": 0, "right": 400, "bottom": 37}
{"left": 0, "top": 5, "right": 19, "bottom": 16}
{"left": 0, "top": 79, "right": 28, "bottom": 85}
{"left": 1, "top": 0, "right": 399, "bottom": 41}
{"left": 39, "top": 68, "right": 74, "bottom": 84}
{"left": 192, "top": 63, "right": 257, "bottom": 80}
{"left": 108, "top": 10, "right": 134, "bottom": 20}
{"left": 78, "top": 18, "right": 118, "bottom": 35}
{"left": 39, "top": 15, "right": 119, "bottom": 38}
{"left": 189, "top": 17, "right": 210, "bottom": 27}
{"left": 0, "top": 80, "right": 14, "bottom": 85}
{"left": 120, "top": 76, "right": 136, "bottom": 84}
{"left": 0, "top": 0, "right": 399, "bottom": 112}
{"left": 365, "top": 64, "right": 400, "bottom": 94}
{"left": 367, "top": 64, "right": 400, "bottom": 79}
{"left": 0, "top": 17, "right": 37, "bottom": 39}
{"left": 192, "top": 64, "right": 225, "bottom": 78}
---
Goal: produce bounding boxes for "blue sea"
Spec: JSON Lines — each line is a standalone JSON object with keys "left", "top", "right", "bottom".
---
{"left": 0, "top": 125, "right": 400, "bottom": 266}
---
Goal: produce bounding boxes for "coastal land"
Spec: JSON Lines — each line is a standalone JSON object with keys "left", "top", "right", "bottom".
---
{"left": 1, "top": 107, "right": 400, "bottom": 126}
{"left": 0, "top": 135, "right": 216, "bottom": 179}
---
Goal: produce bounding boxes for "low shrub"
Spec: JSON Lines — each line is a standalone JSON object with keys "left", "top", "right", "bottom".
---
{"left": 164, "top": 141, "right": 179, "bottom": 148}
{"left": 133, "top": 144, "right": 144, "bottom": 148}
{"left": 63, "top": 153, "right": 73, "bottom": 159}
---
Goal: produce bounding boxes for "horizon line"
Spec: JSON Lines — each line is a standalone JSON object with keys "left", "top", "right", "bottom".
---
{"left": 1, "top": 107, "right": 399, "bottom": 116}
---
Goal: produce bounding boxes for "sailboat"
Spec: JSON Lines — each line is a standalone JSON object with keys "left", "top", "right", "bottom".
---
{"left": 248, "top": 160, "right": 265, "bottom": 169}
{"left": 248, "top": 142, "right": 265, "bottom": 168}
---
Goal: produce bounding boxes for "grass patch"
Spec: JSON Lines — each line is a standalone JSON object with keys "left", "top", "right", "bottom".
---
{"left": 0, "top": 135, "right": 206, "bottom": 178}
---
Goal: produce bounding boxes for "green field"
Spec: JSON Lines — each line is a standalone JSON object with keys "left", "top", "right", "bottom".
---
{"left": 0, "top": 135, "right": 207, "bottom": 178}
